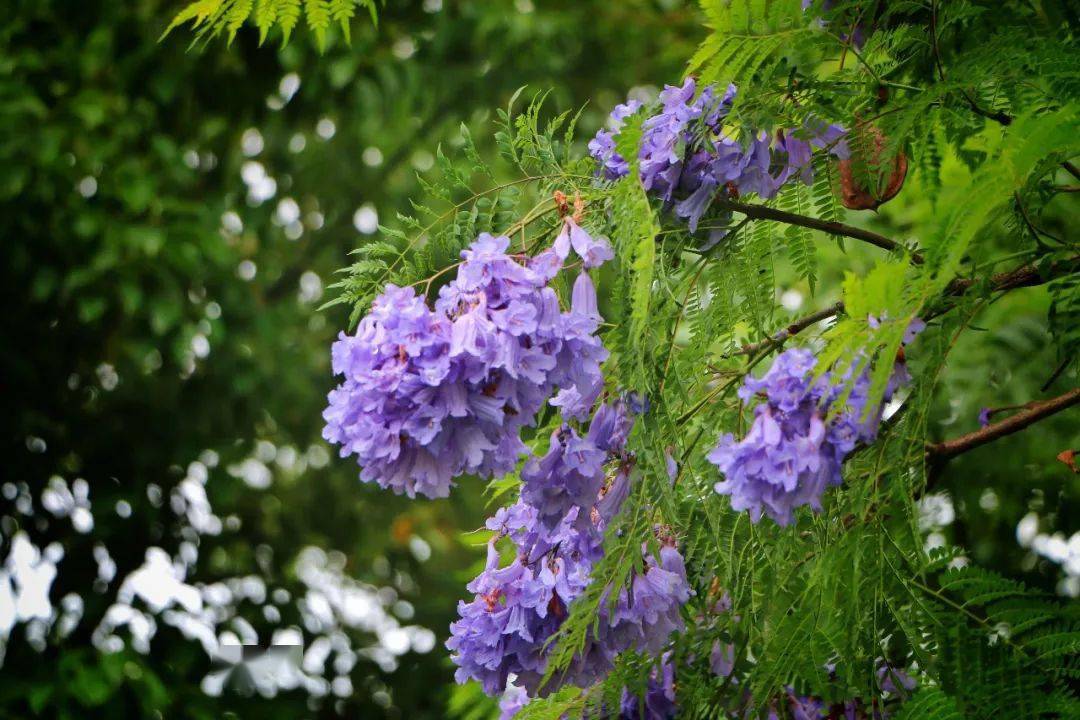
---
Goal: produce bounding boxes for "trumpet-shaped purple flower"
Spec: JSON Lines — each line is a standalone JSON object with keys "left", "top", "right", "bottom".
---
{"left": 554, "top": 218, "right": 615, "bottom": 269}
{"left": 877, "top": 663, "right": 917, "bottom": 695}
{"left": 711, "top": 640, "right": 735, "bottom": 678}
{"left": 637, "top": 78, "right": 736, "bottom": 203}
{"left": 498, "top": 683, "right": 529, "bottom": 720}
{"left": 324, "top": 233, "right": 611, "bottom": 499}
{"left": 449, "top": 402, "right": 692, "bottom": 700}
{"left": 589, "top": 80, "right": 848, "bottom": 234}
{"left": 619, "top": 657, "right": 678, "bottom": 720}
{"left": 708, "top": 344, "right": 915, "bottom": 525}
{"left": 550, "top": 273, "right": 610, "bottom": 421}
{"left": 521, "top": 424, "right": 608, "bottom": 530}
{"left": 589, "top": 99, "right": 644, "bottom": 180}
{"left": 505, "top": 657, "right": 679, "bottom": 720}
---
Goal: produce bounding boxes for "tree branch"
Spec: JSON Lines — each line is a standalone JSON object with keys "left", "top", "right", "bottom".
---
{"left": 730, "top": 255, "right": 1080, "bottom": 357}
{"left": 962, "top": 95, "right": 1013, "bottom": 126}
{"left": 731, "top": 302, "right": 844, "bottom": 357}
{"left": 926, "top": 387, "right": 1080, "bottom": 459}
{"left": 712, "top": 198, "right": 924, "bottom": 263}
{"left": 941, "top": 255, "right": 1080, "bottom": 297}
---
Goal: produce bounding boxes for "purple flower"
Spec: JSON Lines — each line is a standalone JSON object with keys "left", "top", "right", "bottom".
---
{"left": 805, "top": 117, "right": 851, "bottom": 160}
{"left": 626, "top": 391, "right": 650, "bottom": 415}
{"left": 521, "top": 424, "right": 608, "bottom": 529}
{"left": 674, "top": 175, "right": 719, "bottom": 232}
{"left": 903, "top": 317, "right": 926, "bottom": 344}
{"left": 611, "top": 99, "right": 644, "bottom": 127}
{"left": 550, "top": 274, "right": 610, "bottom": 421}
{"left": 664, "top": 450, "right": 678, "bottom": 484}
{"left": 638, "top": 78, "right": 715, "bottom": 202}
{"left": 324, "top": 233, "right": 611, "bottom": 498}
{"left": 619, "top": 657, "right": 678, "bottom": 720}
{"left": 554, "top": 218, "right": 614, "bottom": 269}
{"left": 787, "top": 691, "right": 827, "bottom": 720}
{"left": 877, "top": 663, "right": 917, "bottom": 695}
{"left": 978, "top": 407, "right": 992, "bottom": 428}
{"left": 450, "top": 403, "right": 692, "bottom": 700}
{"left": 589, "top": 99, "right": 644, "bottom": 180}
{"left": 709, "top": 347, "right": 913, "bottom": 525}
{"left": 590, "top": 80, "right": 851, "bottom": 232}
{"left": 498, "top": 683, "right": 529, "bottom": 719}
{"left": 710, "top": 640, "right": 735, "bottom": 678}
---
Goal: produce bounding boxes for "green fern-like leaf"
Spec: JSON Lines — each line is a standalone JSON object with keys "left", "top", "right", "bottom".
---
{"left": 163, "top": 0, "right": 373, "bottom": 48}
{"left": 304, "top": 0, "right": 330, "bottom": 50}
{"left": 891, "top": 686, "right": 963, "bottom": 720}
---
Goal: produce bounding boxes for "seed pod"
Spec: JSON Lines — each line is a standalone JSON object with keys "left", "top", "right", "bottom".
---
{"left": 838, "top": 125, "right": 908, "bottom": 210}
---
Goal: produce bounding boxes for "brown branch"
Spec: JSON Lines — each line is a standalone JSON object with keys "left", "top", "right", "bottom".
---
{"left": 926, "top": 387, "right": 1080, "bottom": 459}
{"left": 730, "top": 255, "right": 1080, "bottom": 357}
{"left": 963, "top": 95, "right": 1013, "bottom": 126}
{"left": 930, "top": 0, "right": 947, "bottom": 83}
{"left": 1063, "top": 162, "right": 1080, "bottom": 182}
{"left": 941, "top": 254, "right": 1080, "bottom": 297}
{"left": 731, "top": 302, "right": 844, "bottom": 357}
{"left": 712, "top": 198, "right": 924, "bottom": 263}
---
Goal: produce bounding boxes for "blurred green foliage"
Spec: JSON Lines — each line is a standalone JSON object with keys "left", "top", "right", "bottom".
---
{"left": 0, "top": 1, "right": 694, "bottom": 717}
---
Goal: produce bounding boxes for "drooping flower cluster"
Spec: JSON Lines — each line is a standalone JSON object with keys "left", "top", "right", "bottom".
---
{"left": 713, "top": 656, "right": 917, "bottom": 719}
{"left": 589, "top": 78, "right": 849, "bottom": 233}
{"left": 500, "top": 656, "right": 678, "bottom": 720}
{"left": 618, "top": 657, "right": 679, "bottom": 720}
{"left": 707, "top": 332, "right": 920, "bottom": 525}
{"left": 521, "top": 401, "right": 634, "bottom": 529}
{"left": 770, "top": 663, "right": 918, "bottom": 720}
{"left": 447, "top": 401, "right": 692, "bottom": 699}
{"left": 323, "top": 231, "right": 611, "bottom": 498}
{"left": 804, "top": 0, "right": 873, "bottom": 51}
{"left": 588, "top": 99, "right": 645, "bottom": 180}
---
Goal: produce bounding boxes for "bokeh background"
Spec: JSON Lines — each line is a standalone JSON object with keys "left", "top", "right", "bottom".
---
{"left": 1, "top": 1, "right": 1076, "bottom": 718}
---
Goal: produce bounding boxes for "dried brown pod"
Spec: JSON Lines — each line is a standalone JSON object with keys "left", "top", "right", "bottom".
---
{"left": 838, "top": 125, "right": 908, "bottom": 210}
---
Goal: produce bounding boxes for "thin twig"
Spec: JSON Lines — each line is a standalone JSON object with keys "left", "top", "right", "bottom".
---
{"left": 1041, "top": 357, "right": 1071, "bottom": 393}
{"left": 930, "top": 0, "right": 946, "bottom": 82}
{"left": 926, "top": 387, "right": 1080, "bottom": 459}
{"left": 659, "top": 220, "right": 751, "bottom": 393}
{"left": 962, "top": 94, "right": 1013, "bottom": 126}
{"left": 941, "top": 254, "right": 1080, "bottom": 297}
{"left": 712, "top": 198, "right": 923, "bottom": 263}
{"left": 1013, "top": 191, "right": 1063, "bottom": 245}
{"left": 730, "top": 302, "right": 844, "bottom": 357}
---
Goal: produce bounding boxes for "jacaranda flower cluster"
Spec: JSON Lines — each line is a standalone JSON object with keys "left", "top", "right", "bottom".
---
{"left": 714, "top": 654, "right": 917, "bottom": 719}
{"left": 446, "top": 400, "right": 692, "bottom": 700}
{"left": 707, "top": 330, "right": 921, "bottom": 525}
{"left": 323, "top": 231, "right": 610, "bottom": 498}
{"left": 617, "top": 657, "right": 678, "bottom": 720}
{"left": 588, "top": 78, "right": 849, "bottom": 234}
{"left": 499, "top": 656, "right": 678, "bottom": 720}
